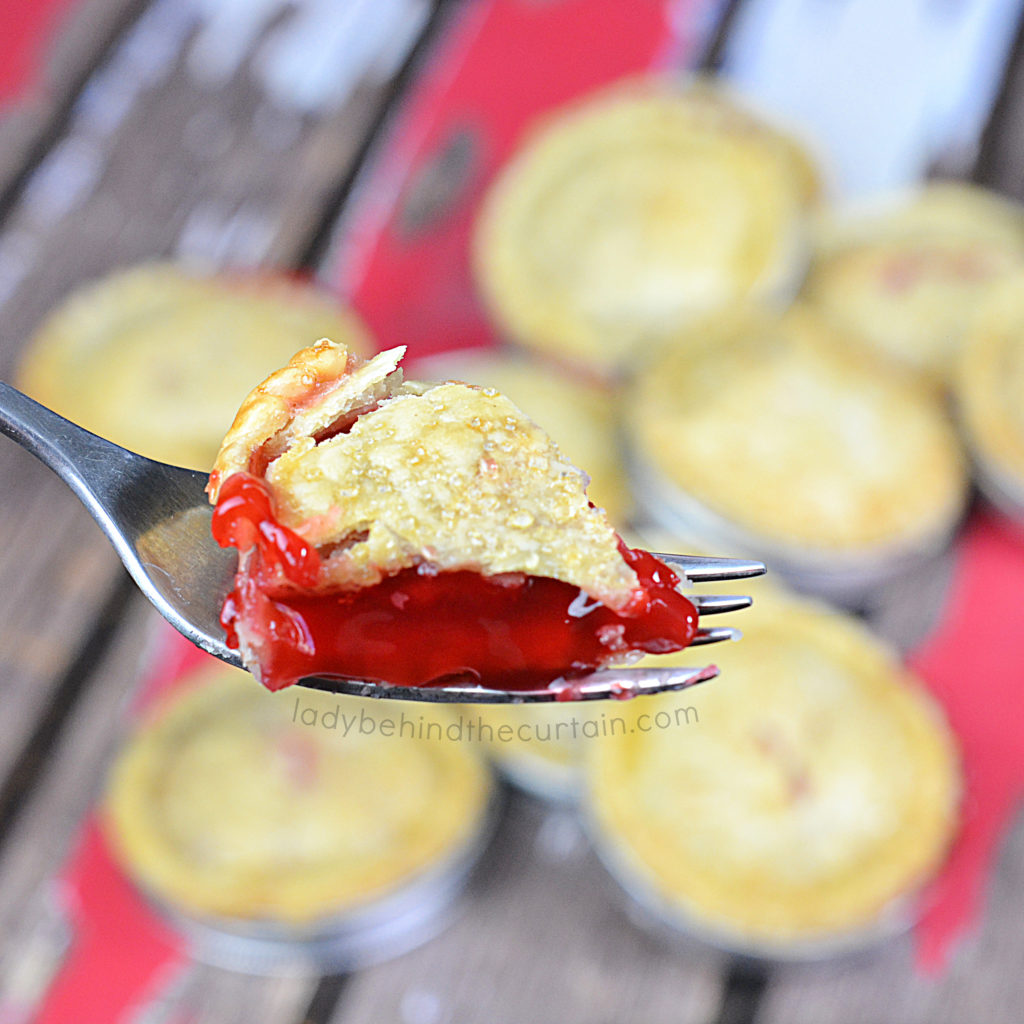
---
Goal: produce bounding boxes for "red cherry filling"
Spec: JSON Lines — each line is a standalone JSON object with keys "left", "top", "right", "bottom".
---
{"left": 212, "top": 472, "right": 698, "bottom": 692}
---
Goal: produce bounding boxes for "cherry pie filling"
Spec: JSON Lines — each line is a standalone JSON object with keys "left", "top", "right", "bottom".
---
{"left": 212, "top": 472, "right": 698, "bottom": 692}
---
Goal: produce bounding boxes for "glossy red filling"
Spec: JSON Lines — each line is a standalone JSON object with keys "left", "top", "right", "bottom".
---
{"left": 212, "top": 472, "right": 698, "bottom": 692}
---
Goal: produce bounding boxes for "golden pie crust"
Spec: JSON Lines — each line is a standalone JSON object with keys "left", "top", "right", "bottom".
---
{"left": 210, "top": 337, "right": 640, "bottom": 610}
{"left": 414, "top": 349, "right": 632, "bottom": 524}
{"left": 805, "top": 183, "right": 1024, "bottom": 381}
{"left": 955, "top": 272, "right": 1024, "bottom": 504}
{"left": 586, "top": 592, "right": 960, "bottom": 947}
{"left": 473, "top": 77, "right": 817, "bottom": 377}
{"left": 624, "top": 304, "right": 967, "bottom": 553}
{"left": 103, "top": 665, "right": 491, "bottom": 924}
{"left": 17, "top": 263, "right": 373, "bottom": 470}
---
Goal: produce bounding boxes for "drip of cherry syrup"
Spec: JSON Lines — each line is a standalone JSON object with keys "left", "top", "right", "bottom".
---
{"left": 212, "top": 472, "right": 698, "bottom": 692}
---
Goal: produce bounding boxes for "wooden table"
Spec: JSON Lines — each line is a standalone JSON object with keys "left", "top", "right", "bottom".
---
{"left": 1, "top": 2, "right": 1024, "bottom": 1021}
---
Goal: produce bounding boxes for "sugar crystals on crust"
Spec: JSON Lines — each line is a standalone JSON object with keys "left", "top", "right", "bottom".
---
{"left": 209, "top": 337, "right": 639, "bottom": 611}
{"left": 208, "top": 338, "right": 701, "bottom": 692}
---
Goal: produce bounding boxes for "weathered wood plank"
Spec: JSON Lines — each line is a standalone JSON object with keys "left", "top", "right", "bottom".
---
{"left": 334, "top": 795, "right": 727, "bottom": 1024}
{"left": 0, "top": 597, "right": 157, "bottom": 941}
{"left": 0, "top": 0, "right": 146, "bottom": 203}
{"left": 0, "top": 446, "right": 122, "bottom": 783}
{"left": 0, "top": 2, "right": 421, "bottom": 376}
{"left": 974, "top": 12, "right": 1024, "bottom": 199}
{"left": 135, "top": 961, "right": 318, "bottom": 1024}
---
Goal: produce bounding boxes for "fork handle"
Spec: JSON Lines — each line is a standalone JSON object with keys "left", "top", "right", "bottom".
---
{"left": 0, "top": 380, "right": 123, "bottom": 489}
{"left": 0, "top": 380, "right": 210, "bottom": 543}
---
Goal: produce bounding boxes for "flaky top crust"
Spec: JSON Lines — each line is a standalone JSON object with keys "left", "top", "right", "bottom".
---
{"left": 806, "top": 183, "right": 1024, "bottom": 381}
{"left": 103, "top": 667, "right": 491, "bottom": 923}
{"left": 412, "top": 349, "right": 632, "bottom": 523}
{"left": 626, "top": 305, "right": 967, "bottom": 552}
{"left": 473, "top": 77, "right": 815, "bottom": 376}
{"left": 18, "top": 263, "right": 373, "bottom": 470}
{"left": 956, "top": 273, "right": 1024, "bottom": 487}
{"left": 209, "top": 338, "right": 640, "bottom": 610}
{"left": 208, "top": 339, "right": 405, "bottom": 496}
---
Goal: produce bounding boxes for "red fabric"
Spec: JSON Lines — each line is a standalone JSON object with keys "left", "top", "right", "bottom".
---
{"left": 336, "top": 0, "right": 714, "bottom": 361}
{"left": 0, "top": 0, "right": 77, "bottom": 107}
{"left": 32, "top": 630, "right": 220, "bottom": 1024}
{"left": 910, "top": 511, "right": 1024, "bottom": 971}
{"left": 35, "top": 824, "right": 186, "bottom": 1024}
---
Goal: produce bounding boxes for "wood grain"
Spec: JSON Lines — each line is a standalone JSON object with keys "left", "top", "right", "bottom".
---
{"left": 0, "top": 446, "right": 122, "bottom": 782}
{"left": 0, "top": 0, "right": 146, "bottom": 205}
{"left": 0, "top": 597, "right": 156, "bottom": 941}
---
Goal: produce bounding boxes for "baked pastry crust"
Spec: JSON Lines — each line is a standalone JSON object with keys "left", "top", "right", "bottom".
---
{"left": 805, "top": 183, "right": 1024, "bottom": 381}
{"left": 586, "top": 593, "right": 960, "bottom": 947}
{"left": 473, "top": 77, "right": 816, "bottom": 377}
{"left": 413, "top": 349, "right": 632, "bottom": 524}
{"left": 956, "top": 272, "right": 1024, "bottom": 503}
{"left": 210, "top": 337, "right": 639, "bottom": 610}
{"left": 17, "top": 263, "right": 373, "bottom": 470}
{"left": 625, "top": 304, "right": 967, "bottom": 553}
{"left": 103, "top": 666, "right": 491, "bottom": 924}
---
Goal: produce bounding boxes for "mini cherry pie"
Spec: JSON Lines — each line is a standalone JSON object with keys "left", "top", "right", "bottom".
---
{"left": 207, "top": 339, "right": 697, "bottom": 691}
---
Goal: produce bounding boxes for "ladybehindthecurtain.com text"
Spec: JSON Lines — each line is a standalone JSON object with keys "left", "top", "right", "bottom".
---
{"left": 291, "top": 699, "right": 699, "bottom": 744}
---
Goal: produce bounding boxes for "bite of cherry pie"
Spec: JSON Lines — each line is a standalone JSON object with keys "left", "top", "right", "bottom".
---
{"left": 207, "top": 338, "right": 697, "bottom": 692}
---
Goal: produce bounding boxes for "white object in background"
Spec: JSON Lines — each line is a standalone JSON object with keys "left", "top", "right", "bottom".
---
{"left": 722, "top": 0, "right": 1023, "bottom": 197}
{"left": 185, "top": 0, "right": 429, "bottom": 114}
{"left": 256, "top": 0, "right": 429, "bottom": 114}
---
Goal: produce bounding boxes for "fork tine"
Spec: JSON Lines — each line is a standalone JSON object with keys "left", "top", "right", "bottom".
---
{"left": 297, "top": 664, "right": 720, "bottom": 702}
{"left": 690, "top": 626, "right": 739, "bottom": 646}
{"left": 562, "top": 664, "right": 720, "bottom": 700}
{"left": 653, "top": 552, "right": 766, "bottom": 582}
{"left": 691, "top": 593, "right": 753, "bottom": 614}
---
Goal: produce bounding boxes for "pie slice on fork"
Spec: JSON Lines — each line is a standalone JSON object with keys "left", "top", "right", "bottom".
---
{"left": 207, "top": 338, "right": 698, "bottom": 692}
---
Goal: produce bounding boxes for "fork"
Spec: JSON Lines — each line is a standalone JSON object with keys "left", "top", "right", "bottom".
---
{"left": 0, "top": 382, "right": 764, "bottom": 703}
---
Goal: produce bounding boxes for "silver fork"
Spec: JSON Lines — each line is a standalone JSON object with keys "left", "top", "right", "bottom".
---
{"left": 0, "top": 382, "right": 764, "bottom": 703}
